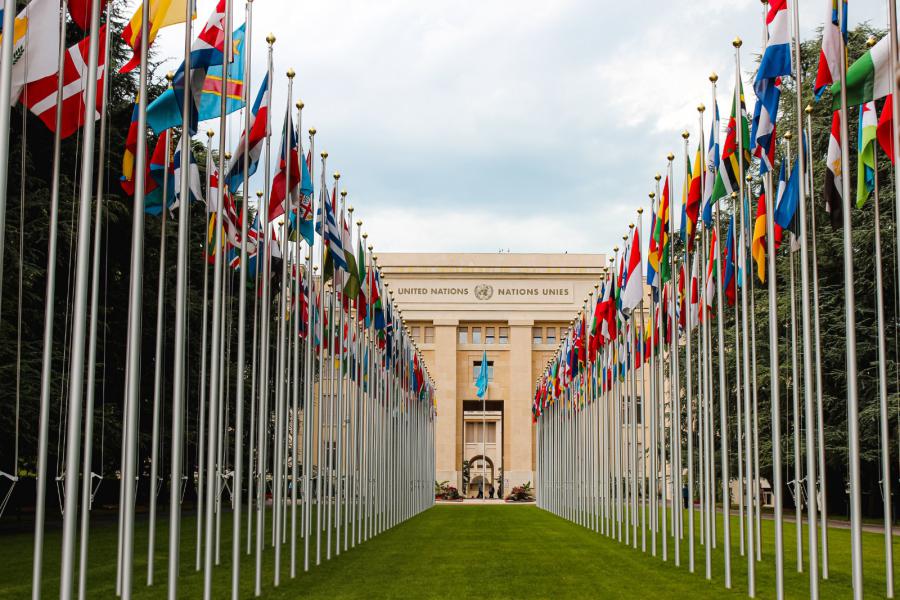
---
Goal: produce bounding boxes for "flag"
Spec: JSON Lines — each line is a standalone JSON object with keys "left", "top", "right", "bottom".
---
{"left": 711, "top": 84, "right": 751, "bottom": 205}
{"left": 121, "top": 96, "right": 140, "bottom": 195}
{"left": 67, "top": 0, "right": 92, "bottom": 32}
{"left": 197, "top": 24, "right": 246, "bottom": 120}
{"left": 685, "top": 143, "right": 702, "bottom": 249}
{"left": 21, "top": 26, "right": 107, "bottom": 139}
{"left": 751, "top": 191, "right": 767, "bottom": 282}
{"left": 477, "top": 351, "right": 491, "bottom": 398}
{"left": 689, "top": 252, "right": 700, "bottom": 329}
{"left": 857, "top": 101, "right": 877, "bottom": 207}
{"left": 750, "top": 76, "right": 782, "bottom": 173}
{"left": 121, "top": 0, "right": 192, "bottom": 73}
{"left": 877, "top": 94, "right": 894, "bottom": 163}
{"left": 705, "top": 228, "right": 718, "bottom": 307}
{"left": 6, "top": 0, "right": 62, "bottom": 102}
{"left": 343, "top": 217, "right": 361, "bottom": 302}
{"left": 315, "top": 185, "right": 348, "bottom": 272}
{"left": 814, "top": 0, "right": 845, "bottom": 99}
{"left": 269, "top": 109, "right": 312, "bottom": 232}
{"left": 752, "top": 0, "right": 791, "bottom": 173}
{"left": 654, "top": 176, "right": 671, "bottom": 283}
{"left": 146, "top": 0, "right": 228, "bottom": 135}
{"left": 146, "top": 131, "right": 174, "bottom": 215}
{"left": 620, "top": 227, "right": 642, "bottom": 314}
{"left": 172, "top": 141, "right": 203, "bottom": 210}
{"left": 702, "top": 100, "right": 720, "bottom": 227}
{"left": 824, "top": 110, "right": 843, "bottom": 228}
{"left": 832, "top": 35, "right": 891, "bottom": 109}
{"left": 774, "top": 158, "right": 801, "bottom": 247}
{"left": 600, "top": 274, "right": 616, "bottom": 341}
{"left": 224, "top": 72, "right": 270, "bottom": 192}
{"left": 723, "top": 216, "right": 736, "bottom": 306}
{"left": 647, "top": 203, "right": 659, "bottom": 293}
{"left": 355, "top": 238, "right": 367, "bottom": 320}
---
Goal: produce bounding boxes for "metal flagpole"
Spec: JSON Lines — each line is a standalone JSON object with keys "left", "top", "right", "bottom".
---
{"left": 0, "top": 0, "right": 21, "bottom": 323}
{"left": 117, "top": 0, "right": 148, "bottom": 592}
{"left": 804, "top": 103, "right": 828, "bottom": 578}
{"left": 731, "top": 190, "right": 745, "bottom": 562}
{"left": 304, "top": 129, "right": 317, "bottom": 572}
{"left": 315, "top": 153, "right": 328, "bottom": 566}
{"left": 683, "top": 128, "right": 695, "bottom": 572}
{"left": 666, "top": 153, "right": 682, "bottom": 567}
{"left": 147, "top": 127, "right": 171, "bottom": 585}
{"left": 637, "top": 211, "right": 647, "bottom": 552}
{"left": 79, "top": 13, "right": 114, "bottom": 600}
{"left": 32, "top": 1, "right": 70, "bottom": 594}
{"left": 836, "top": 5, "right": 863, "bottom": 596}
{"left": 231, "top": 1, "right": 254, "bottom": 593}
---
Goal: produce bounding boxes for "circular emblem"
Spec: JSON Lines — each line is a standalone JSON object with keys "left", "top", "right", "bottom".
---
{"left": 474, "top": 284, "right": 494, "bottom": 301}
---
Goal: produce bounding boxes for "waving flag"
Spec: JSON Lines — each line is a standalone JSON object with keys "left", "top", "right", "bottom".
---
{"left": 620, "top": 227, "right": 642, "bottom": 314}
{"left": 774, "top": 158, "right": 800, "bottom": 247}
{"left": 877, "top": 95, "right": 895, "bottom": 164}
{"left": 146, "top": 131, "right": 174, "bottom": 215}
{"left": 121, "top": 0, "right": 192, "bottom": 73}
{"left": 315, "top": 185, "right": 348, "bottom": 272}
{"left": 824, "top": 110, "right": 843, "bottom": 228}
{"left": 225, "top": 72, "right": 270, "bottom": 192}
{"left": 705, "top": 228, "right": 718, "bottom": 307}
{"left": 723, "top": 216, "right": 736, "bottom": 306}
{"left": 198, "top": 24, "right": 247, "bottom": 121}
{"left": 702, "top": 100, "right": 720, "bottom": 227}
{"left": 832, "top": 35, "right": 891, "bottom": 109}
{"left": 647, "top": 203, "right": 659, "bottom": 293}
{"left": 814, "top": 0, "right": 845, "bottom": 99}
{"left": 685, "top": 143, "right": 702, "bottom": 249}
{"left": 172, "top": 142, "right": 204, "bottom": 210}
{"left": 654, "top": 176, "right": 671, "bottom": 283}
{"left": 711, "top": 86, "right": 751, "bottom": 206}
{"left": 22, "top": 26, "right": 107, "bottom": 139}
{"left": 751, "top": 191, "right": 768, "bottom": 282}
{"left": 752, "top": 0, "right": 791, "bottom": 174}
{"left": 6, "top": 0, "right": 61, "bottom": 102}
{"left": 147, "top": 0, "right": 228, "bottom": 134}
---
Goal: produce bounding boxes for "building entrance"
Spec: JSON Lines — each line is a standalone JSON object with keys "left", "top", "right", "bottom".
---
{"left": 463, "top": 399, "right": 504, "bottom": 498}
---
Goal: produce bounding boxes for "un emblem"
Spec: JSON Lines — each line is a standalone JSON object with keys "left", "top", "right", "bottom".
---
{"left": 474, "top": 284, "right": 493, "bottom": 301}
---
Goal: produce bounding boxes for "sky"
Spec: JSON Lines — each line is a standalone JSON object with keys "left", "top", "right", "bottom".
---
{"left": 152, "top": 0, "right": 885, "bottom": 255}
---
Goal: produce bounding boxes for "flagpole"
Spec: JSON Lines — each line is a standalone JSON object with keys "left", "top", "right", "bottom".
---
{"left": 646, "top": 200, "right": 657, "bottom": 557}
{"left": 147, "top": 126, "right": 171, "bottom": 586}
{"left": 0, "top": 0, "right": 21, "bottom": 329}
{"left": 32, "top": 1, "right": 70, "bottom": 595}
{"left": 232, "top": 1, "right": 254, "bottom": 594}
{"left": 637, "top": 211, "right": 647, "bottom": 552}
{"left": 683, "top": 127, "right": 695, "bottom": 573}
{"left": 804, "top": 103, "right": 828, "bottom": 577}
{"left": 837, "top": 4, "right": 864, "bottom": 595}
{"left": 79, "top": 11, "right": 114, "bottom": 600}
{"left": 315, "top": 153, "right": 329, "bottom": 567}
{"left": 666, "top": 152, "right": 682, "bottom": 567}
{"left": 304, "top": 127, "right": 317, "bottom": 573}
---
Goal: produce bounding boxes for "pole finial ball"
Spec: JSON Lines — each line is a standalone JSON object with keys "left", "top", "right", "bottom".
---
{"left": 733, "top": 37, "right": 742, "bottom": 48}
{"left": 667, "top": 153, "right": 675, "bottom": 161}
{"left": 746, "top": 173, "right": 753, "bottom": 183}
{"left": 362, "top": 233, "right": 368, "bottom": 239}
{"left": 207, "top": 129, "right": 215, "bottom": 138}
{"left": 309, "top": 128, "right": 317, "bottom": 136}
{"left": 784, "top": 131, "right": 793, "bottom": 141}
{"left": 368, "top": 244, "right": 373, "bottom": 250}
{"left": 341, "top": 189, "right": 348, "bottom": 197}
{"left": 166, "top": 71, "right": 175, "bottom": 82}
{"left": 654, "top": 173, "right": 661, "bottom": 181}
{"left": 347, "top": 204, "right": 353, "bottom": 212}
{"left": 637, "top": 207, "right": 643, "bottom": 214}
{"left": 709, "top": 72, "right": 718, "bottom": 83}
{"left": 286, "top": 68, "right": 295, "bottom": 79}
{"left": 321, "top": 151, "right": 328, "bottom": 159}
{"left": 698, "top": 103, "right": 705, "bottom": 112}
{"left": 266, "top": 33, "right": 276, "bottom": 45}
{"left": 333, "top": 172, "right": 341, "bottom": 180}
{"left": 649, "top": 192, "right": 655, "bottom": 199}
{"left": 224, "top": 152, "right": 231, "bottom": 160}
{"left": 731, "top": 191, "right": 738, "bottom": 199}
{"left": 256, "top": 190, "right": 263, "bottom": 197}
{"left": 805, "top": 104, "right": 813, "bottom": 114}
{"left": 613, "top": 246, "right": 619, "bottom": 252}
{"left": 356, "top": 220, "right": 362, "bottom": 226}
{"left": 867, "top": 37, "right": 877, "bottom": 48}
{"left": 682, "top": 130, "right": 690, "bottom": 140}
{"left": 296, "top": 101, "right": 304, "bottom": 110}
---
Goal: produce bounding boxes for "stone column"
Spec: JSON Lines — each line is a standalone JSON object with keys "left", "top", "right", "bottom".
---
{"left": 507, "top": 320, "right": 534, "bottom": 490}
{"left": 433, "top": 320, "right": 459, "bottom": 488}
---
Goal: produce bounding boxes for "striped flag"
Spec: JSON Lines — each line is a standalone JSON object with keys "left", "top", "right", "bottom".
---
{"left": 120, "top": 0, "right": 191, "bottom": 73}
{"left": 814, "top": 0, "right": 845, "bottom": 99}
{"left": 225, "top": 72, "right": 270, "bottom": 192}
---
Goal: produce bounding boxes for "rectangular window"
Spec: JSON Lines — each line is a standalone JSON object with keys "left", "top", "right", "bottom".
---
{"left": 464, "top": 422, "right": 496, "bottom": 444}
{"left": 424, "top": 326, "right": 434, "bottom": 344}
{"left": 458, "top": 327, "right": 468, "bottom": 345}
{"left": 411, "top": 326, "right": 421, "bottom": 342}
{"left": 473, "top": 360, "right": 494, "bottom": 383}
{"left": 485, "top": 327, "right": 495, "bottom": 344}
{"left": 499, "top": 327, "right": 509, "bottom": 344}
{"left": 546, "top": 327, "right": 557, "bottom": 345}
{"left": 532, "top": 327, "right": 543, "bottom": 344}
{"left": 471, "top": 327, "right": 482, "bottom": 344}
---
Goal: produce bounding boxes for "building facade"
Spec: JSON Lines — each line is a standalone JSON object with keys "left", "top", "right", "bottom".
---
{"left": 378, "top": 253, "right": 606, "bottom": 496}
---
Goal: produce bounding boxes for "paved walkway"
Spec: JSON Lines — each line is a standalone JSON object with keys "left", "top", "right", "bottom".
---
{"left": 436, "top": 498, "right": 535, "bottom": 505}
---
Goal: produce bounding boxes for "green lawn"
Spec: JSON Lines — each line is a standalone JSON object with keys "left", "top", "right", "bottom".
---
{"left": 1, "top": 504, "right": 899, "bottom": 598}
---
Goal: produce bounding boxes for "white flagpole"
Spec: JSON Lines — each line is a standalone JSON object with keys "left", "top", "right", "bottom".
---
{"left": 0, "top": 0, "right": 21, "bottom": 324}
{"left": 682, "top": 129, "right": 695, "bottom": 573}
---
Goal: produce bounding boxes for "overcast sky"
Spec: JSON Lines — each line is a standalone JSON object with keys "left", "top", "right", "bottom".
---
{"left": 153, "top": 0, "right": 885, "bottom": 255}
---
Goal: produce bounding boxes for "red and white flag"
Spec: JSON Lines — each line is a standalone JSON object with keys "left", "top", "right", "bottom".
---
{"left": 21, "top": 26, "right": 107, "bottom": 140}
{"left": 813, "top": 0, "right": 842, "bottom": 98}
{"left": 620, "top": 227, "right": 642, "bottom": 314}
{"left": 877, "top": 94, "right": 894, "bottom": 164}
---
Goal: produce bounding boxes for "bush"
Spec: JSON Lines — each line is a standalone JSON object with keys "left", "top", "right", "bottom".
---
{"left": 506, "top": 481, "right": 534, "bottom": 502}
{"left": 434, "top": 480, "right": 461, "bottom": 500}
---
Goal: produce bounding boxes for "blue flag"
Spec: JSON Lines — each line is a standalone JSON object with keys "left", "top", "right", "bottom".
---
{"left": 475, "top": 350, "right": 489, "bottom": 399}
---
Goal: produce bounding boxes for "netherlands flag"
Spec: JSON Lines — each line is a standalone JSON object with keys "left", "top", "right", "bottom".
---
{"left": 752, "top": 0, "right": 791, "bottom": 174}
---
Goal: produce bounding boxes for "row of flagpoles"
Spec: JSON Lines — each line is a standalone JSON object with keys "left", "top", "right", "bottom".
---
{"left": 534, "top": 1, "right": 900, "bottom": 599}
{"left": 0, "top": 0, "right": 437, "bottom": 599}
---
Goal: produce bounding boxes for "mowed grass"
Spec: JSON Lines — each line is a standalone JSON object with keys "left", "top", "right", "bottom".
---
{"left": 0, "top": 503, "right": 899, "bottom": 598}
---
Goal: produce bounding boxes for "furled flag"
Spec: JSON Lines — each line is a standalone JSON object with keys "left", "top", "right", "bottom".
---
{"left": 832, "top": 35, "right": 891, "bottom": 109}
{"left": 620, "top": 227, "right": 642, "bottom": 314}
{"left": 750, "top": 77, "right": 782, "bottom": 173}
{"left": 705, "top": 228, "right": 718, "bottom": 308}
{"left": 723, "top": 216, "right": 736, "bottom": 306}
{"left": 6, "top": 0, "right": 62, "bottom": 102}
{"left": 21, "top": 26, "right": 108, "bottom": 139}
{"left": 857, "top": 101, "right": 877, "bottom": 207}
{"left": 224, "top": 72, "right": 270, "bottom": 192}
{"left": 773, "top": 157, "right": 801, "bottom": 248}
{"left": 647, "top": 202, "right": 659, "bottom": 294}
{"left": 342, "top": 215, "right": 361, "bottom": 304}
{"left": 814, "top": 0, "right": 845, "bottom": 99}
{"left": 475, "top": 350, "right": 489, "bottom": 399}
{"left": 601, "top": 273, "right": 616, "bottom": 342}
{"left": 146, "top": 131, "right": 174, "bottom": 215}
{"left": 685, "top": 143, "right": 702, "bottom": 250}
{"left": 702, "top": 100, "right": 720, "bottom": 228}
{"left": 171, "top": 141, "right": 204, "bottom": 210}
{"left": 824, "top": 110, "right": 843, "bottom": 228}
{"left": 689, "top": 253, "right": 700, "bottom": 329}
{"left": 654, "top": 176, "right": 671, "bottom": 283}
{"left": 751, "top": 191, "right": 768, "bottom": 282}
{"left": 121, "top": 0, "right": 192, "bottom": 73}
{"left": 677, "top": 263, "right": 687, "bottom": 331}
{"left": 197, "top": 24, "right": 246, "bottom": 120}
{"left": 877, "top": 95, "right": 895, "bottom": 164}
{"left": 147, "top": 0, "right": 228, "bottom": 135}
{"left": 711, "top": 85, "right": 751, "bottom": 206}
{"left": 121, "top": 96, "right": 140, "bottom": 195}
{"left": 208, "top": 171, "right": 242, "bottom": 247}
{"left": 355, "top": 238, "right": 367, "bottom": 321}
